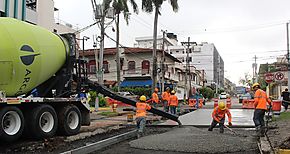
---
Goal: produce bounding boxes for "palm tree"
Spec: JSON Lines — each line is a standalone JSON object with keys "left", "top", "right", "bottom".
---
{"left": 97, "top": 0, "right": 138, "bottom": 89}
{"left": 111, "top": 0, "right": 138, "bottom": 92}
{"left": 141, "top": 0, "right": 178, "bottom": 92}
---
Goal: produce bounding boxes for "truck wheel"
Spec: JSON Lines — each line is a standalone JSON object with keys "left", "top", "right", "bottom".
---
{"left": 58, "top": 105, "right": 81, "bottom": 135}
{"left": 0, "top": 106, "right": 24, "bottom": 142}
{"left": 27, "top": 104, "right": 58, "bottom": 139}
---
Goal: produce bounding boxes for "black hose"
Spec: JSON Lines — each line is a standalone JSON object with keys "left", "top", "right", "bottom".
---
{"left": 88, "top": 80, "right": 180, "bottom": 123}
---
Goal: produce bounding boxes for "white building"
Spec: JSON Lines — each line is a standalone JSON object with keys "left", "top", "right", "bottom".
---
{"left": 0, "top": 0, "right": 76, "bottom": 34}
{"left": 135, "top": 33, "right": 178, "bottom": 50}
{"left": 168, "top": 42, "right": 224, "bottom": 89}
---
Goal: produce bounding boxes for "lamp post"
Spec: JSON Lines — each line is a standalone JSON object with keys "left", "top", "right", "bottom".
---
{"left": 82, "top": 36, "right": 90, "bottom": 60}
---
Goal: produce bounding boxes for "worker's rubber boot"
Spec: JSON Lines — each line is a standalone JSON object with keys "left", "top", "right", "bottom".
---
{"left": 260, "top": 126, "right": 266, "bottom": 137}
{"left": 255, "top": 126, "right": 262, "bottom": 137}
{"left": 220, "top": 128, "right": 224, "bottom": 133}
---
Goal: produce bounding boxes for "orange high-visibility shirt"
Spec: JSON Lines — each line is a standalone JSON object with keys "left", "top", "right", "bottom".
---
{"left": 212, "top": 106, "right": 232, "bottom": 123}
{"left": 152, "top": 92, "right": 159, "bottom": 103}
{"left": 254, "top": 89, "right": 271, "bottom": 110}
{"left": 136, "top": 102, "right": 151, "bottom": 117}
{"left": 169, "top": 95, "right": 178, "bottom": 106}
{"left": 162, "top": 92, "right": 171, "bottom": 101}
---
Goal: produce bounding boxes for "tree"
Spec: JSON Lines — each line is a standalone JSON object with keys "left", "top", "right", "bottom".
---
{"left": 141, "top": 0, "right": 178, "bottom": 92}
{"left": 111, "top": 0, "right": 138, "bottom": 92}
{"left": 239, "top": 73, "right": 252, "bottom": 86}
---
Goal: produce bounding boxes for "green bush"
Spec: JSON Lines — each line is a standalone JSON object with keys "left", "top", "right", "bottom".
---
{"left": 88, "top": 91, "right": 108, "bottom": 107}
{"left": 88, "top": 91, "right": 97, "bottom": 107}
{"left": 111, "top": 87, "right": 152, "bottom": 97}
{"left": 199, "top": 87, "right": 214, "bottom": 100}
{"left": 98, "top": 96, "right": 107, "bottom": 107}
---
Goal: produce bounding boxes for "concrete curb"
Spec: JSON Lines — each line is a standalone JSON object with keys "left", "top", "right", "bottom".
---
{"left": 61, "top": 130, "right": 136, "bottom": 154}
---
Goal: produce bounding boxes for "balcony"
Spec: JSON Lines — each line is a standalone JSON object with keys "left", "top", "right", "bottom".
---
{"left": 165, "top": 72, "right": 179, "bottom": 82}
{"left": 123, "top": 68, "right": 151, "bottom": 78}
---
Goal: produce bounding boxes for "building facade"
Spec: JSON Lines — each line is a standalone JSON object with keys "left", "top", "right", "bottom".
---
{"left": 81, "top": 47, "right": 183, "bottom": 88}
{"left": 168, "top": 42, "right": 224, "bottom": 89}
{"left": 0, "top": 0, "right": 76, "bottom": 33}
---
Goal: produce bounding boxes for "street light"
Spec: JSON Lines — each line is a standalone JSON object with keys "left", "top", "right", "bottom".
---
{"left": 76, "top": 36, "right": 90, "bottom": 60}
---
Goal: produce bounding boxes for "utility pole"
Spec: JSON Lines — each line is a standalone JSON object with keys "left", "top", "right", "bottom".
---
{"left": 216, "top": 55, "right": 220, "bottom": 95}
{"left": 116, "top": 13, "right": 121, "bottom": 92}
{"left": 161, "top": 30, "right": 166, "bottom": 92}
{"left": 252, "top": 55, "right": 257, "bottom": 83}
{"left": 93, "top": 35, "right": 98, "bottom": 79}
{"left": 98, "top": 2, "right": 105, "bottom": 85}
{"left": 287, "top": 22, "right": 290, "bottom": 91}
{"left": 187, "top": 37, "right": 192, "bottom": 97}
{"left": 181, "top": 38, "right": 195, "bottom": 100}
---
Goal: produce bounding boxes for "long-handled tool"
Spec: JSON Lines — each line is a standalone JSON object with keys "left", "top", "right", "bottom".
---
{"left": 224, "top": 124, "right": 238, "bottom": 136}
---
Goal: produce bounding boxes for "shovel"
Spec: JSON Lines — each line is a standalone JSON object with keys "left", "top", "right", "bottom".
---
{"left": 224, "top": 124, "right": 238, "bottom": 135}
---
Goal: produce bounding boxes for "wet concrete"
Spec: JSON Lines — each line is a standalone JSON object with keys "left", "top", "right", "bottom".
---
{"left": 130, "top": 126, "right": 258, "bottom": 153}
{"left": 161, "top": 109, "right": 255, "bottom": 127}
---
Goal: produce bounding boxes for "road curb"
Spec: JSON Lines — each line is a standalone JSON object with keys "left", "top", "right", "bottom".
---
{"left": 61, "top": 130, "right": 136, "bottom": 154}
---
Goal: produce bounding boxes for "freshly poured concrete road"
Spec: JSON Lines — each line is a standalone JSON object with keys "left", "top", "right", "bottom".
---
{"left": 130, "top": 126, "right": 257, "bottom": 153}
{"left": 161, "top": 109, "right": 255, "bottom": 126}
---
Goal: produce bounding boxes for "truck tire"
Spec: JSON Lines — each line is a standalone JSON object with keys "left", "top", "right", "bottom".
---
{"left": 58, "top": 105, "right": 81, "bottom": 135}
{"left": 0, "top": 106, "right": 24, "bottom": 142}
{"left": 26, "top": 104, "right": 58, "bottom": 139}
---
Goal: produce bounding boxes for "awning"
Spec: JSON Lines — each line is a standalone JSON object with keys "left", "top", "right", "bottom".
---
{"left": 120, "top": 80, "right": 152, "bottom": 87}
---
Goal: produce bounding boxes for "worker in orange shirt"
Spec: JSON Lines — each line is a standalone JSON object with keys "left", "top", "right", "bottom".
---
{"left": 252, "top": 83, "right": 272, "bottom": 137}
{"left": 208, "top": 102, "right": 232, "bottom": 133}
{"left": 151, "top": 88, "right": 159, "bottom": 108}
{"left": 162, "top": 87, "right": 171, "bottom": 112}
{"left": 169, "top": 90, "right": 178, "bottom": 115}
{"left": 135, "top": 95, "right": 151, "bottom": 138}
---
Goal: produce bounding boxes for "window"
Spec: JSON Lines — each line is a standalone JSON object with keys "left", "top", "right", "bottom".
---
{"left": 182, "top": 51, "right": 185, "bottom": 54}
{"left": 103, "top": 61, "right": 109, "bottom": 73}
{"left": 141, "top": 60, "right": 150, "bottom": 74}
{"left": 53, "top": 29, "right": 58, "bottom": 33}
{"left": 128, "top": 61, "right": 135, "bottom": 73}
{"left": 0, "top": 11, "right": 5, "bottom": 17}
{"left": 188, "top": 57, "right": 192, "bottom": 62}
{"left": 90, "top": 65, "right": 96, "bottom": 73}
{"left": 26, "top": 0, "right": 37, "bottom": 11}
{"left": 176, "top": 50, "right": 179, "bottom": 53}
{"left": 189, "top": 49, "right": 192, "bottom": 53}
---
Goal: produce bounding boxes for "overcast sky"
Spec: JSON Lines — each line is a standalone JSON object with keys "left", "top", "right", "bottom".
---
{"left": 54, "top": 0, "right": 290, "bottom": 85}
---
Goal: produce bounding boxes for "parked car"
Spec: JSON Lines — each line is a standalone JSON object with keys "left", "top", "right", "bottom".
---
{"left": 219, "top": 92, "right": 227, "bottom": 99}
{"left": 238, "top": 93, "right": 252, "bottom": 103}
{"left": 117, "top": 91, "right": 138, "bottom": 101}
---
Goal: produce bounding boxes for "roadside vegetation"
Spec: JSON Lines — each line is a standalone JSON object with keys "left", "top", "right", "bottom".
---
{"left": 97, "top": 111, "right": 120, "bottom": 117}
{"left": 275, "top": 111, "right": 290, "bottom": 121}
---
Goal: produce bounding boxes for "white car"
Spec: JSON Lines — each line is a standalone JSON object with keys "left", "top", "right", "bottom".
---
{"left": 219, "top": 93, "right": 227, "bottom": 99}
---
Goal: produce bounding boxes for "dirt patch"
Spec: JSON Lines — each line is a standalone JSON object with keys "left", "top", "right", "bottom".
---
{"left": 0, "top": 125, "right": 135, "bottom": 154}
{"left": 267, "top": 111, "right": 290, "bottom": 150}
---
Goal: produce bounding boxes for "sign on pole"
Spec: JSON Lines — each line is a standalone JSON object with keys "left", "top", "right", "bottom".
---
{"left": 274, "top": 72, "right": 284, "bottom": 81}
{"left": 264, "top": 73, "right": 274, "bottom": 83}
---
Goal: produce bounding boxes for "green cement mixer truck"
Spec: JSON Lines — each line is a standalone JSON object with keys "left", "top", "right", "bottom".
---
{"left": 0, "top": 17, "right": 91, "bottom": 142}
{"left": 0, "top": 17, "right": 180, "bottom": 142}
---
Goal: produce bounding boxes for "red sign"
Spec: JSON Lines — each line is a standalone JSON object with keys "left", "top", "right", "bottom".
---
{"left": 275, "top": 72, "right": 284, "bottom": 81}
{"left": 264, "top": 73, "right": 274, "bottom": 83}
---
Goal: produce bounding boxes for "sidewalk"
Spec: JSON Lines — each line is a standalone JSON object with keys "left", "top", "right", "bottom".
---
{"left": 65, "top": 106, "right": 161, "bottom": 142}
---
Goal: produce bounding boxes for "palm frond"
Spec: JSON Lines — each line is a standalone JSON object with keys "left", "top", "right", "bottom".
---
{"left": 169, "top": 0, "right": 179, "bottom": 12}
{"left": 142, "top": 0, "right": 153, "bottom": 13}
{"left": 103, "top": 0, "right": 113, "bottom": 11}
